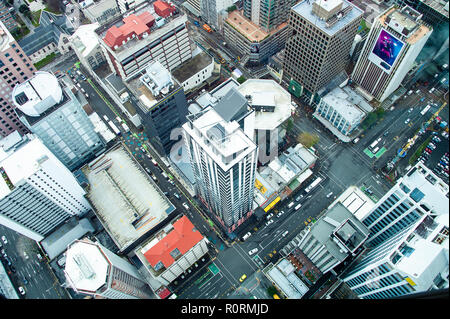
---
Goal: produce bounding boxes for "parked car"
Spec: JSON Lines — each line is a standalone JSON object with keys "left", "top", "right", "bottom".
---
{"left": 266, "top": 213, "right": 274, "bottom": 220}
{"left": 18, "top": 286, "right": 25, "bottom": 296}
{"left": 182, "top": 202, "right": 189, "bottom": 210}
{"left": 239, "top": 274, "right": 247, "bottom": 282}
{"left": 265, "top": 219, "right": 274, "bottom": 226}
{"left": 1, "top": 236, "right": 7, "bottom": 244}
{"left": 404, "top": 118, "right": 411, "bottom": 124}
{"left": 276, "top": 210, "right": 285, "bottom": 218}
{"left": 248, "top": 248, "right": 258, "bottom": 256}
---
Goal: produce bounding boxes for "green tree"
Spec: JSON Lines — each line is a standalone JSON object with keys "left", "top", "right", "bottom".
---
{"left": 297, "top": 132, "right": 319, "bottom": 148}
{"left": 237, "top": 75, "right": 247, "bottom": 84}
{"left": 19, "top": 4, "right": 30, "bottom": 14}
{"left": 286, "top": 118, "right": 294, "bottom": 132}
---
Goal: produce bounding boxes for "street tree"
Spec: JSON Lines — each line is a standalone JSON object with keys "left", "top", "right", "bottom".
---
{"left": 297, "top": 132, "right": 319, "bottom": 148}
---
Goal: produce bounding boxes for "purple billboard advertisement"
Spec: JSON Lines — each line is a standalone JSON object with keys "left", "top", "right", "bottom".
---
{"left": 369, "top": 29, "right": 404, "bottom": 72}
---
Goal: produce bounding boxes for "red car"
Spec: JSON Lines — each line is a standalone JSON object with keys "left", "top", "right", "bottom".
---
{"left": 425, "top": 148, "right": 432, "bottom": 153}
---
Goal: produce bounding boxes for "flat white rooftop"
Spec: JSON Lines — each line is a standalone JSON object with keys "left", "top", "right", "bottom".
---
{"left": 330, "top": 186, "right": 375, "bottom": 221}
{"left": 321, "top": 86, "right": 367, "bottom": 123}
{"left": 237, "top": 79, "right": 293, "bottom": 131}
{"left": 81, "top": 143, "right": 175, "bottom": 251}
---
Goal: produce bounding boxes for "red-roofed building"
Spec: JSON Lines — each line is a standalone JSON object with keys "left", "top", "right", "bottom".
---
{"left": 154, "top": 0, "right": 176, "bottom": 18}
{"left": 103, "top": 12, "right": 155, "bottom": 50}
{"left": 136, "top": 215, "right": 209, "bottom": 286}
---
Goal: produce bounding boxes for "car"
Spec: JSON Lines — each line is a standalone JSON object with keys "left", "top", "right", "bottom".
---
{"left": 173, "top": 193, "right": 180, "bottom": 199}
{"left": 276, "top": 210, "right": 285, "bottom": 218}
{"left": 241, "top": 232, "right": 252, "bottom": 241}
{"left": 428, "top": 144, "right": 436, "bottom": 150}
{"left": 282, "top": 230, "right": 289, "bottom": 237}
{"left": 432, "top": 132, "right": 439, "bottom": 136}
{"left": 248, "top": 248, "right": 258, "bottom": 256}
{"left": 326, "top": 192, "right": 333, "bottom": 198}
{"left": 168, "top": 179, "right": 175, "bottom": 185}
{"left": 365, "top": 188, "right": 374, "bottom": 196}
{"left": 1, "top": 236, "right": 7, "bottom": 244}
{"left": 383, "top": 131, "right": 389, "bottom": 136}
{"left": 425, "top": 148, "right": 432, "bottom": 154}
{"left": 239, "top": 274, "right": 247, "bottom": 282}
{"left": 265, "top": 219, "right": 274, "bottom": 226}
{"left": 37, "top": 253, "right": 43, "bottom": 261}
{"left": 182, "top": 202, "right": 189, "bottom": 210}
{"left": 353, "top": 137, "right": 360, "bottom": 144}
{"left": 18, "top": 286, "right": 25, "bottom": 296}
{"left": 429, "top": 88, "right": 436, "bottom": 94}
{"left": 408, "top": 107, "right": 413, "bottom": 113}
{"left": 295, "top": 195, "right": 303, "bottom": 201}
{"left": 266, "top": 213, "right": 274, "bottom": 220}
{"left": 22, "top": 277, "right": 28, "bottom": 285}
{"left": 404, "top": 118, "right": 410, "bottom": 124}
{"left": 429, "top": 142, "right": 436, "bottom": 148}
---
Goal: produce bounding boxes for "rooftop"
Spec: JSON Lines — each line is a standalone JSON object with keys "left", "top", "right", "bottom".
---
{"left": 226, "top": 10, "right": 287, "bottom": 42}
{"left": 80, "top": 143, "right": 176, "bottom": 252}
{"left": 321, "top": 86, "right": 367, "bottom": 123}
{"left": 141, "top": 215, "right": 204, "bottom": 270}
{"left": 70, "top": 23, "right": 101, "bottom": 57}
{"left": 292, "top": 0, "right": 363, "bottom": 36}
{"left": 172, "top": 52, "right": 213, "bottom": 84}
{"left": 266, "top": 258, "right": 309, "bottom": 299}
{"left": 330, "top": 186, "right": 375, "bottom": 221}
{"left": 420, "top": 0, "right": 449, "bottom": 18}
{"left": 0, "top": 20, "right": 14, "bottom": 51}
{"left": 237, "top": 79, "right": 293, "bottom": 131}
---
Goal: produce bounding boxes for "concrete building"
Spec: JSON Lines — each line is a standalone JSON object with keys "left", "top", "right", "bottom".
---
{"left": 0, "top": 132, "right": 92, "bottom": 242}
{"left": 223, "top": 9, "right": 290, "bottom": 64}
{"left": 96, "top": 0, "right": 192, "bottom": 81}
{"left": 79, "top": 143, "right": 176, "bottom": 254}
{"left": 201, "top": 0, "right": 234, "bottom": 30}
{"left": 183, "top": 0, "right": 202, "bottom": 17}
{"left": 243, "top": 0, "right": 297, "bottom": 32}
{"left": 0, "top": 20, "right": 35, "bottom": 137}
{"left": 280, "top": 202, "right": 370, "bottom": 274}
{"left": 64, "top": 239, "right": 153, "bottom": 299}
{"left": 343, "top": 212, "right": 448, "bottom": 298}
{"left": 171, "top": 51, "right": 214, "bottom": 93}
{"left": 80, "top": 0, "right": 121, "bottom": 25}
{"left": 283, "top": 0, "right": 363, "bottom": 104}
{"left": 351, "top": 5, "right": 432, "bottom": 103}
{"left": 18, "top": 11, "right": 74, "bottom": 64}
{"left": 183, "top": 105, "right": 258, "bottom": 234}
{"left": 135, "top": 215, "right": 209, "bottom": 287}
{"left": 313, "top": 86, "right": 369, "bottom": 142}
{"left": 129, "top": 60, "right": 188, "bottom": 156}
{"left": 361, "top": 163, "right": 449, "bottom": 248}
{"left": 116, "top": 0, "right": 149, "bottom": 14}
{"left": 394, "top": 0, "right": 449, "bottom": 26}
{"left": 0, "top": 0, "right": 17, "bottom": 31}
{"left": 13, "top": 71, "right": 105, "bottom": 171}
{"left": 70, "top": 23, "right": 107, "bottom": 71}
{"left": 329, "top": 185, "right": 376, "bottom": 222}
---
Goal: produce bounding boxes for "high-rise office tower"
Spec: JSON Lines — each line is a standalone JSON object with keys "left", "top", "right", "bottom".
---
{"left": 351, "top": 5, "right": 432, "bottom": 103}
{"left": 64, "top": 239, "right": 153, "bottom": 299}
{"left": 0, "top": 1, "right": 18, "bottom": 31}
{"left": 283, "top": 0, "right": 363, "bottom": 104}
{"left": 0, "top": 20, "right": 36, "bottom": 137}
{"left": 0, "top": 132, "right": 92, "bottom": 242}
{"left": 182, "top": 105, "right": 258, "bottom": 234}
{"left": 13, "top": 71, "right": 105, "bottom": 171}
{"left": 135, "top": 60, "right": 188, "bottom": 156}
{"left": 201, "top": 0, "right": 234, "bottom": 30}
{"left": 243, "top": 0, "right": 298, "bottom": 32}
{"left": 361, "top": 163, "right": 449, "bottom": 248}
{"left": 343, "top": 212, "right": 448, "bottom": 299}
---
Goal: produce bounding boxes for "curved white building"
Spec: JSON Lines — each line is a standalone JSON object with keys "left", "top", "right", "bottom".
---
{"left": 14, "top": 72, "right": 105, "bottom": 171}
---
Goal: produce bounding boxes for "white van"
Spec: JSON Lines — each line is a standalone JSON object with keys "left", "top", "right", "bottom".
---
{"left": 282, "top": 231, "right": 289, "bottom": 238}
{"left": 241, "top": 232, "right": 251, "bottom": 241}
{"left": 288, "top": 202, "right": 294, "bottom": 208}
{"left": 295, "top": 203, "right": 302, "bottom": 210}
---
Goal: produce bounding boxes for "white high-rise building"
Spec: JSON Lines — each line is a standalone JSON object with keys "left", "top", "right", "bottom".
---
{"left": 64, "top": 239, "right": 153, "bottom": 299}
{"left": 182, "top": 105, "right": 258, "bottom": 234}
{"left": 0, "top": 132, "right": 92, "bottom": 241}
{"left": 361, "top": 163, "right": 449, "bottom": 247}
{"left": 351, "top": 5, "right": 432, "bottom": 102}
{"left": 343, "top": 212, "right": 449, "bottom": 299}
{"left": 13, "top": 71, "right": 105, "bottom": 171}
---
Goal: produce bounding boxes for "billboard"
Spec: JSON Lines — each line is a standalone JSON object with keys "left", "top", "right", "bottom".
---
{"left": 369, "top": 29, "right": 405, "bottom": 73}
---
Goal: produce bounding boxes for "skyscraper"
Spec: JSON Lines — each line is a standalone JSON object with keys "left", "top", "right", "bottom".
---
{"left": 282, "top": 0, "right": 363, "bottom": 104}
{"left": 201, "top": 0, "right": 234, "bottom": 30}
{"left": 0, "top": 20, "right": 36, "bottom": 137}
{"left": 0, "top": 132, "right": 92, "bottom": 242}
{"left": 351, "top": 5, "right": 432, "bottom": 103}
{"left": 182, "top": 103, "right": 258, "bottom": 234}
{"left": 343, "top": 212, "right": 448, "bottom": 299}
{"left": 13, "top": 71, "right": 105, "bottom": 171}
{"left": 64, "top": 239, "right": 153, "bottom": 299}
{"left": 243, "top": 0, "right": 298, "bottom": 32}
{"left": 361, "top": 163, "right": 449, "bottom": 248}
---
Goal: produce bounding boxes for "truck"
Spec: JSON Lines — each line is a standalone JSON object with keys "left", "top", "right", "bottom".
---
{"left": 203, "top": 24, "right": 212, "bottom": 32}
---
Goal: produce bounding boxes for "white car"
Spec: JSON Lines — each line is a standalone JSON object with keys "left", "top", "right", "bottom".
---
{"left": 182, "top": 202, "right": 189, "bottom": 210}
{"left": 265, "top": 219, "right": 274, "bottom": 226}
{"left": 404, "top": 118, "right": 410, "bottom": 124}
{"left": 248, "top": 248, "right": 259, "bottom": 256}
{"left": 276, "top": 210, "right": 285, "bottom": 218}
{"left": 326, "top": 192, "right": 333, "bottom": 198}
{"left": 266, "top": 213, "right": 274, "bottom": 220}
{"left": 23, "top": 251, "right": 29, "bottom": 260}
{"left": 18, "top": 286, "right": 25, "bottom": 296}
{"left": 1, "top": 236, "right": 7, "bottom": 244}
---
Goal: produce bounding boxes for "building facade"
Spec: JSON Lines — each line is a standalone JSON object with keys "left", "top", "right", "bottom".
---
{"left": 283, "top": 0, "right": 363, "bottom": 103}
{"left": 0, "top": 0, "right": 17, "bottom": 31}
{"left": 183, "top": 106, "right": 258, "bottom": 234}
{"left": 64, "top": 239, "right": 153, "bottom": 299}
{"left": 201, "top": 0, "right": 234, "bottom": 30}
{"left": 351, "top": 5, "right": 432, "bottom": 103}
{"left": 0, "top": 132, "right": 92, "bottom": 242}
{"left": 80, "top": 0, "right": 121, "bottom": 26}
{"left": 13, "top": 71, "right": 105, "bottom": 171}
{"left": 243, "top": 0, "right": 297, "bottom": 32}
{"left": 361, "top": 163, "right": 449, "bottom": 248}
{"left": 0, "top": 20, "right": 35, "bottom": 137}
{"left": 343, "top": 213, "right": 448, "bottom": 299}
